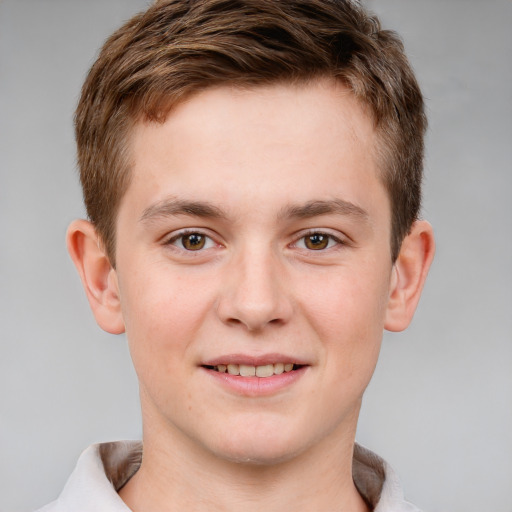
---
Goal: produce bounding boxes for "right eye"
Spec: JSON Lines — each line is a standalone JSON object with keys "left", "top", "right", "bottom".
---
{"left": 167, "top": 231, "right": 216, "bottom": 251}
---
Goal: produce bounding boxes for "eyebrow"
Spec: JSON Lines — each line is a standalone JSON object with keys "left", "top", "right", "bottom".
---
{"left": 139, "top": 197, "right": 369, "bottom": 224}
{"left": 279, "top": 199, "right": 369, "bottom": 221}
{"left": 140, "top": 198, "right": 227, "bottom": 223}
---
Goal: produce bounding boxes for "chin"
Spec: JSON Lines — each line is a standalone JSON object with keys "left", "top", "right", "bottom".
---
{"left": 207, "top": 424, "right": 308, "bottom": 467}
{"left": 217, "top": 444, "right": 301, "bottom": 467}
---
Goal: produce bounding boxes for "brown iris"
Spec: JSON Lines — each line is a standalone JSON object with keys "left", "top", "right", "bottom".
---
{"left": 304, "top": 233, "right": 330, "bottom": 250}
{"left": 182, "top": 233, "right": 206, "bottom": 250}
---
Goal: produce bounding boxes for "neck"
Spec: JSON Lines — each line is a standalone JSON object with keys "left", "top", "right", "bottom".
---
{"left": 119, "top": 412, "right": 370, "bottom": 512}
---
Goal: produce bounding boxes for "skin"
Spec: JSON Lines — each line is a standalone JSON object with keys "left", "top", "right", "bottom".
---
{"left": 68, "top": 78, "right": 434, "bottom": 511}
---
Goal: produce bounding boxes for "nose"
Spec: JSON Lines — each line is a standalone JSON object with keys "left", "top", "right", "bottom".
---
{"left": 216, "top": 245, "right": 293, "bottom": 332}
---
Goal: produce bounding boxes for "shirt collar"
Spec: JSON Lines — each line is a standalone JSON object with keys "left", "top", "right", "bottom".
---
{"left": 49, "top": 441, "right": 420, "bottom": 512}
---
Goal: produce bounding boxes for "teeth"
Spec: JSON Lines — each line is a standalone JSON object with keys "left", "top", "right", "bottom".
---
{"left": 239, "top": 364, "right": 256, "bottom": 377}
{"left": 213, "top": 363, "right": 297, "bottom": 377}
{"left": 274, "top": 363, "right": 284, "bottom": 375}
{"left": 255, "top": 364, "right": 273, "bottom": 377}
{"left": 227, "top": 364, "right": 239, "bottom": 375}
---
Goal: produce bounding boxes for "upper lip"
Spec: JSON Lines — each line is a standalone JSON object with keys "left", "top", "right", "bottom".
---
{"left": 201, "top": 353, "right": 310, "bottom": 367}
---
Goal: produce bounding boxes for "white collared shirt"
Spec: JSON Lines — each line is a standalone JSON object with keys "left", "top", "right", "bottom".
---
{"left": 36, "top": 441, "right": 421, "bottom": 512}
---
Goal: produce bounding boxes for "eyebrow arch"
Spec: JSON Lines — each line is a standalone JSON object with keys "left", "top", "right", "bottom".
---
{"left": 279, "top": 199, "right": 369, "bottom": 221}
{"left": 140, "top": 197, "right": 227, "bottom": 223}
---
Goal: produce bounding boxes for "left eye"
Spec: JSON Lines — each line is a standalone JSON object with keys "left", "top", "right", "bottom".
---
{"left": 295, "top": 232, "right": 340, "bottom": 251}
{"left": 170, "top": 232, "right": 216, "bottom": 251}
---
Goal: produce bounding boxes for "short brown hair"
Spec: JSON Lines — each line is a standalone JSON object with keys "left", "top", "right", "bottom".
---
{"left": 75, "top": 0, "right": 426, "bottom": 264}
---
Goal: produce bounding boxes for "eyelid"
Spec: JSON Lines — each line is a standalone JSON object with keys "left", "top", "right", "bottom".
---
{"left": 291, "top": 229, "right": 348, "bottom": 250}
{"left": 163, "top": 228, "right": 221, "bottom": 251}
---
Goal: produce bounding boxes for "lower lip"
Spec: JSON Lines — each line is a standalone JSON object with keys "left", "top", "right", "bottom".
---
{"left": 202, "top": 366, "right": 308, "bottom": 397}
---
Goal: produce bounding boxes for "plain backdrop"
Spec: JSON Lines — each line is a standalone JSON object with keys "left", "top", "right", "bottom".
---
{"left": 1, "top": 1, "right": 511, "bottom": 511}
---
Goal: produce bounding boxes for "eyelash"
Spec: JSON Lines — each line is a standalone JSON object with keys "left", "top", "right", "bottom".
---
{"left": 292, "top": 230, "right": 346, "bottom": 251}
{"left": 164, "top": 229, "right": 346, "bottom": 253}
{"left": 164, "top": 229, "right": 218, "bottom": 252}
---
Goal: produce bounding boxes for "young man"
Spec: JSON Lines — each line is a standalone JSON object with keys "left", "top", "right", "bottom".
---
{"left": 38, "top": 0, "right": 434, "bottom": 510}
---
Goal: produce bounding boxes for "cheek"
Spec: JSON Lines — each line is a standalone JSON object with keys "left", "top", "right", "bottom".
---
{"left": 118, "top": 264, "right": 217, "bottom": 369}
{"left": 301, "top": 267, "right": 390, "bottom": 334}
{"left": 297, "top": 266, "right": 390, "bottom": 379}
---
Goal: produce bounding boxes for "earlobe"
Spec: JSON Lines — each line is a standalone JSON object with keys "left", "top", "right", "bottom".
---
{"left": 384, "top": 220, "right": 435, "bottom": 332}
{"left": 66, "top": 220, "right": 125, "bottom": 334}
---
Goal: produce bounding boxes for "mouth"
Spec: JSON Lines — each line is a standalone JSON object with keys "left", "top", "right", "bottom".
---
{"left": 201, "top": 356, "right": 309, "bottom": 396}
{"left": 202, "top": 363, "right": 304, "bottom": 378}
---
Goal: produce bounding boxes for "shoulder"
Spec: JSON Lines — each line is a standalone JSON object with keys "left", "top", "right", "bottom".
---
{"left": 34, "top": 502, "right": 61, "bottom": 512}
{"left": 33, "top": 441, "right": 142, "bottom": 512}
{"left": 353, "top": 443, "right": 422, "bottom": 512}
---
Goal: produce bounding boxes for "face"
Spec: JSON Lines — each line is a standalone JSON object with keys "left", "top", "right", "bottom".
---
{"left": 114, "top": 79, "right": 395, "bottom": 464}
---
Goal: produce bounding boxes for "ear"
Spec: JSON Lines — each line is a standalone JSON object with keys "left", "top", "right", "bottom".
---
{"left": 66, "top": 219, "right": 125, "bottom": 334}
{"left": 384, "top": 220, "right": 435, "bottom": 332}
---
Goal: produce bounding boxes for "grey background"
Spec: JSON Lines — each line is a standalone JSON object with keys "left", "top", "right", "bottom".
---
{"left": 0, "top": 1, "right": 510, "bottom": 511}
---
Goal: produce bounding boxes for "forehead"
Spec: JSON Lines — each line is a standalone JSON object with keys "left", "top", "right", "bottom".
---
{"left": 122, "top": 79, "right": 385, "bottom": 223}
{"left": 139, "top": 79, "right": 375, "bottom": 150}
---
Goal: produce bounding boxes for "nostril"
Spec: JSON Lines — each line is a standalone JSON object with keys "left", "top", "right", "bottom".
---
{"left": 215, "top": 273, "right": 293, "bottom": 331}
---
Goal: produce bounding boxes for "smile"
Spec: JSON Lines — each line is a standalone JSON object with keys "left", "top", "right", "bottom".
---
{"left": 204, "top": 363, "right": 301, "bottom": 378}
